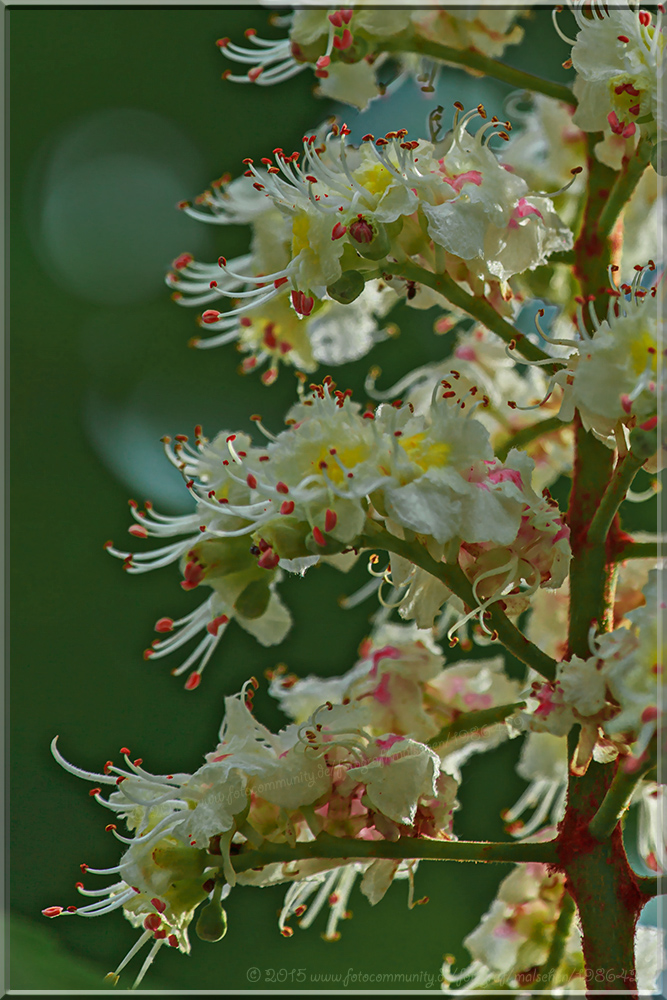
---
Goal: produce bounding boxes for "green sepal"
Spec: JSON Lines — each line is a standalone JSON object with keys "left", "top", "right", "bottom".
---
{"left": 233, "top": 578, "right": 271, "bottom": 620}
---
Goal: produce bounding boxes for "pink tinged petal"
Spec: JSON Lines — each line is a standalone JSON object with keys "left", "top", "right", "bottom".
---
{"left": 494, "top": 922, "right": 520, "bottom": 938}
{"left": 371, "top": 672, "right": 392, "bottom": 705}
{"left": 376, "top": 734, "right": 403, "bottom": 750}
{"left": 488, "top": 468, "right": 523, "bottom": 488}
{"left": 370, "top": 645, "right": 401, "bottom": 677}
{"left": 454, "top": 345, "right": 477, "bottom": 361}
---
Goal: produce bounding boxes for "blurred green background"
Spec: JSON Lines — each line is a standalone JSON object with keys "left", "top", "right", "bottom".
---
{"left": 9, "top": 6, "right": 659, "bottom": 992}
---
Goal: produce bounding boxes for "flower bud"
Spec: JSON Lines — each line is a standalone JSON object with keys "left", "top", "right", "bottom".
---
{"left": 629, "top": 422, "right": 658, "bottom": 461}
{"left": 195, "top": 900, "right": 228, "bottom": 942}
{"left": 326, "top": 269, "right": 366, "bottom": 304}
{"left": 349, "top": 219, "right": 391, "bottom": 260}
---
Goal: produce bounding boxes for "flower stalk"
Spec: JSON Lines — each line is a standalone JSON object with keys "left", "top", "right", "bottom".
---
{"left": 228, "top": 831, "right": 559, "bottom": 875}
{"left": 382, "top": 32, "right": 578, "bottom": 107}
{"left": 361, "top": 525, "right": 558, "bottom": 681}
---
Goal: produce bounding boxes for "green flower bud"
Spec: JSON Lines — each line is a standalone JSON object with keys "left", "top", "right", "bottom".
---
{"left": 196, "top": 899, "right": 228, "bottom": 942}
{"left": 629, "top": 419, "right": 658, "bottom": 461}
{"left": 349, "top": 217, "right": 391, "bottom": 260}
{"left": 326, "top": 269, "right": 366, "bottom": 304}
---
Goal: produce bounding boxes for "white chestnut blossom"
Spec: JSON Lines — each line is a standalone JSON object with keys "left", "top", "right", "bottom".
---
{"left": 443, "top": 860, "right": 665, "bottom": 992}
{"left": 44, "top": 682, "right": 459, "bottom": 982}
{"left": 105, "top": 431, "right": 292, "bottom": 689}
{"left": 216, "top": 7, "right": 525, "bottom": 110}
{"left": 207, "top": 113, "right": 571, "bottom": 319}
{"left": 169, "top": 173, "right": 397, "bottom": 381}
{"left": 557, "top": 0, "right": 665, "bottom": 149}
{"left": 442, "top": 863, "right": 570, "bottom": 990}
{"left": 557, "top": 264, "right": 662, "bottom": 444}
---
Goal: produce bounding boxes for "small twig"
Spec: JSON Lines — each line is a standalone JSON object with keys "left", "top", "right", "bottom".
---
{"left": 496, "top": 415, "right": 565, "bottom": 462}
{"left": 636, "top": 876, "right": 665, "bottom": 898}
{"left": 611, "top": 540, "right": 660, "bottom": 563}
{"left": 539, "top": 891, "right": 577, "bottom": 987}
{"left": 382, "top": 34, "right": 577, "bottom": 107}
{"left": 427, "top": 702, "right": 525, "bottom": 748}
{"left": 597, "top": 137, "right": 652, "bottom": 240}
{"left": 586, "top": 452, "right": 645, "bottom": 548}
{"left": 397, "top": 262, "right": 556, "bottom": 371}
{"left": 229, "top": 831, "right": 559, "bottom": 874}
{"left": 360, "top": 526, "right": 558, "bottom": 681}
{"left": 588, "top": 756, "right": 654, "bottom": 841}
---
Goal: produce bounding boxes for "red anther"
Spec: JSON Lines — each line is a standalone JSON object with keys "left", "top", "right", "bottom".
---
{"left": 629, "top": 103, "right": 640, "bottom": 115}
{"left": 325, "top": 509, "right": 337, "bottom": 532}
{"left": 570, "top": 166, "right": 583, "bottom": 175}
{"left": 252, "top": 182, "right": 265, "bottom": 191}
{"left": 280, "top": 500, "right": 295, "bottom": 515}
{"left": 120, "top": 747, "right": 130, "bottom": 755}
{"left": 168, "top": 934, "right": 179, "bottom": 948}
{"left": 75, "top": 882, "right": 84, "bottom": 890}
{"left": 312, "top": 526, "right": 326, "bottom": 547}
{"left": 105, "top": 823, "right": 117, "bottom": 832}
{"left": 244, "top": 26, "right": 257, "bottom": 37}
{"left": 116, "top": 776, "right": 126, "bottom": 785}
{"left": 202, "top": 310, "right": 221, "bottom": 324}
{"left": 340, "top": 8, "right": 353, "bottom": 22}
{"left": 361, "top": 133, "right": 375, "bottom": 142}
{"left": 305, "top": 175, "right": 318, "bottom": 184}
{"left": 620, "top": 394, "right": 633, "bottom": 414}
{"left": 362, "top": 411, "right": 374, "bottom": 419}
{"left": 442, "top": 391, "right": 456, "bottom": 399}
{"left": 333, "top": 28, "right": 353, "bottom": 50}
{"left": 144, "top": 913, "right": 162, "bottom": 932}
{"left": 640, "top": 415, "right": 658, "bottom": 431}
{"left": 185, "top": 671, "right": 202, "bottom": 690}
{"left": 639, "top": 10, "right": 651, "bottom": 25}
{"left": 152, "top": 898, "right": 167, "bottom": 914}
{"left": 281, "top": 926, "right": 294, "bottom": 937}
{"left": 42, "top": 906, "right": 64, "bottom": 918}
{"left": 206, "top": 614, "right": 229, "bottom": 637}
{"left": 331, "top": 221, "right": 347, "bottom": 240}
{"left": 104, "top": 760, "right": 114, "bottom": 774}
{"left": 508, "top": 401, "right": 517, "bottom": 409}
{"left": 218, "top": 256, "right": 227, "bottom": 267}
{"left": 642, "top": 705, "right": 658, "bottom": 722}
{"left": 177, "top": 200, "right": 191, "bottom": 210}
{"left": 128, "top": 525, "right": 148, "bottom": 539}
{"left": 316, "top": 55, "right": 331, "bottom": 69}
{"left": 617, "top": 34, "right": 630, "bottom": 42}
{"left": 80, "top": 863, "right": 89, "bottom": 873}
{"left": 89, "top": 787, "right": 101, "bottom": 797}
{"left": 172, "top": 252, "right": 193, "bottom": 270}
{"left": 274, "top": 276, "right": 288, "bottom": 288}
{"left": 328, "top": 10, "right": 343, "bottom": 26}
{"left": 246, "top": 473, "right": 258, "bottom": 489}
{"left": 258, "top": 549, "right": 280, "bottom": 570}
{"left": 216, "top": 37, "right": 230, "bottom": 48}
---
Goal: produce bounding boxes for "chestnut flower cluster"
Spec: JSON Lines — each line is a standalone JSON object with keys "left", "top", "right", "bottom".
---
{"left": 45, "top": 2, "right": 664, "bottom": 993}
